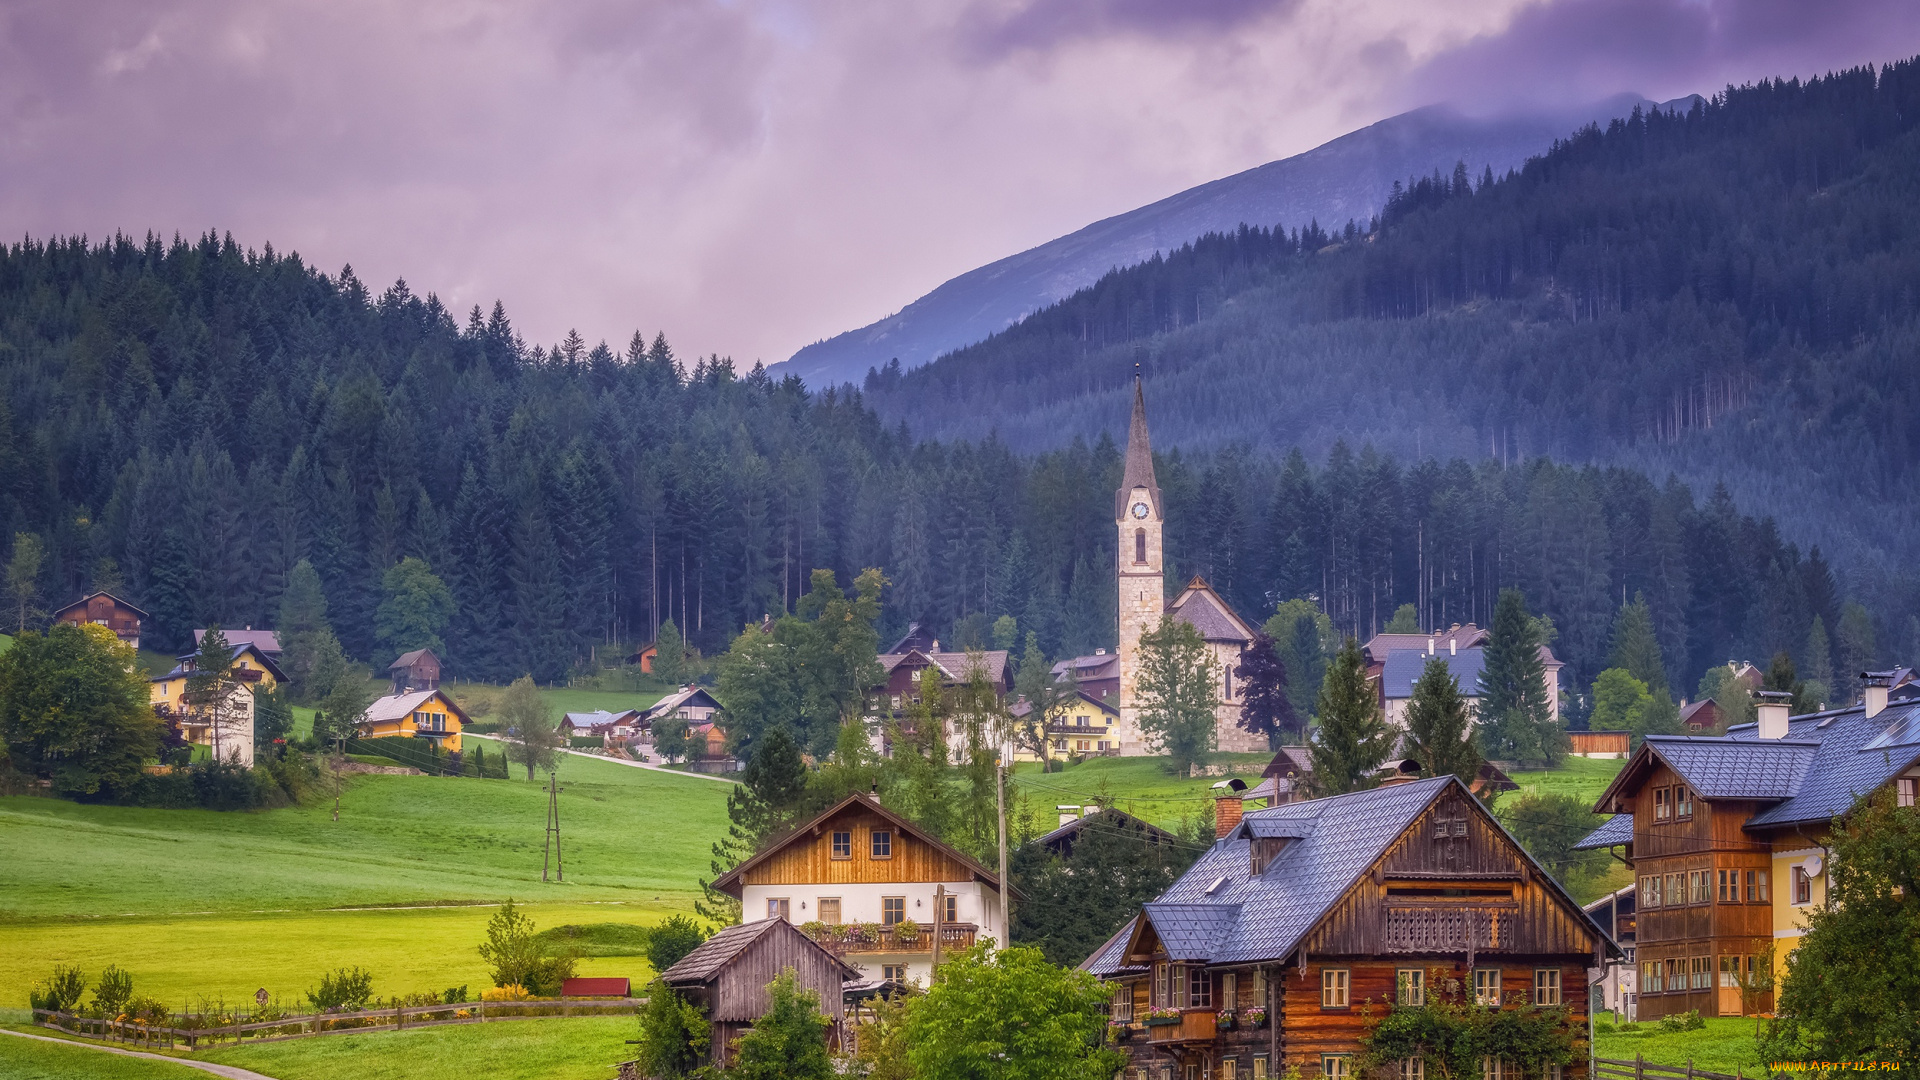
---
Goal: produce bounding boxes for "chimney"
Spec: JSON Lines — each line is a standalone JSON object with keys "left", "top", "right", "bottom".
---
{"left": 1863, "top": 671, "right": 1891, "bottom": 718}
{"left": 1057, "top": 805, "right": 1082, "bottom": 828}
{"left": 1213, "top": 778, "right": 1247, "bottom": 839}
{"left": 1450, "top": 638, "right": 1457, "bottom": 657}
{"left": 1427, "top": 636, "right": 1435, "bottom": 656}
{"left": 1095, "top": 648, "right": 1106, "bottom": 655}
{"left": 1756, "top": 691, "right": 1792, "bottom": 740}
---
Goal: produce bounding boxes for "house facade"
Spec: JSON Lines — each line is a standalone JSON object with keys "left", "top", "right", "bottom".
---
{"left": 658, "top": 919, "right": 857, "bottom": 1068}
{"left": 712, "top": 793, "right": 1012, "bottom": 987}
{"left": 1365, "top": 625, "right": 1565, "bottom": 729}
{"left": 1583, "top": 884, "right": 1638, "bottom": 1018}
{"left": 1086, "top": 776, "right": 1610, "bottom": 1080}
{"left": 52, "top": 592, "right": 146, "bottom": 650}
{"left": 1576, "top": 677, "right": 1920, "bottom": 1018}
{"left": 387, "top": 648, "right": 442, "bottom": 693}
{"left": 1009, "top": 689, "right": 1121, "bottom": 761}
{"left": 359, "top": 688, "right": 467, "bottom": 757}
{"left": 645, "top": 685, "right": 722, "bottom": 729}
{"left": 150, "top": 642, "right": 284, "bottom": 766}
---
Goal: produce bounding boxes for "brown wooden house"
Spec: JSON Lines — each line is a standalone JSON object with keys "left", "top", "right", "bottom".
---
{"left": 657, "top": 918, "right": 858, "bottom": 1067}
{"left": 1085, "top": 776, "right": 1613, "bottom": 1080}
{"left": 52, "top": 592, "right": 147, "bottom": 650}
{"left": 386, "top": 648, "right": 442, "bottom": 693}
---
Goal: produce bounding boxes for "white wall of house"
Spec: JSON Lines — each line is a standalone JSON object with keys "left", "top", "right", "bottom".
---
{"left": 740, "top": 878, "right": 1005, "bottom": 986}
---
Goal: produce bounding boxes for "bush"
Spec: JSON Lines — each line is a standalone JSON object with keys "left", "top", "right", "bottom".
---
{"left": 125, "top": 759, "right": 297, "bottom": 810}
{"left": 307, "top": 967, "right": 376, "bottom": 1011}
{"left": 633, "top": 979, "right": 710, "bottom": 1080}
{"left": 646, "top": 915, "right": 710, "bottom": 974}
{"left": 92, "top": 966, "right": 134, "bottom": 1018}
{"left": 478, "top": 899, "right": 577, "bottom": 996}
{"left": 442, "top": 985, "right": 469, "bottom": 1004}
{"left": 1657, "top": 1008, "right": 1704, "bottom": 1032}
{"left": 481, "top": 984, "right": 532, "bottom": 1002}
{"left": 567, "top": 736, "right": 603, "bottom": 749}
{"left": 28, "top": 965, "right": 87, "bottom": 1012}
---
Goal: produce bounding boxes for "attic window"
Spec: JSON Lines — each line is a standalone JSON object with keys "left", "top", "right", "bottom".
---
{"left": 1433, "top": 817, "right": 1467, "bottom": 839}
{"left": 1205, "top": 875, "right": 1229, "bottom": 895}
{"left": 1251, "top": 837, "right": 1289, "bottom": 875}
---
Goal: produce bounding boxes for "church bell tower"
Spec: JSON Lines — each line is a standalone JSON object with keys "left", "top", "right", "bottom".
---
{"left": 1115, "top": 373, "right": 1163, "bottom": 754}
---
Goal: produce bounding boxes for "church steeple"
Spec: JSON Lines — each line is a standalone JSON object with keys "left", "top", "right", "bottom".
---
{"left": 1115, "top": 371, "right": 1162, "bottom": 522}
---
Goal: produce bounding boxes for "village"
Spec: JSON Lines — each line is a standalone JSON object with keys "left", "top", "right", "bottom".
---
{"left": 3, "top": 380, "right": 1914, "bottom": 1080}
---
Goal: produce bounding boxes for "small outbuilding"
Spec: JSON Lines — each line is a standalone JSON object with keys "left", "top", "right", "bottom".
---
{"left": 387, "top": 648, "right": 442, "bottom": 694}
{"left": 657, "top": 918, "right": 856, "bottom": 1068}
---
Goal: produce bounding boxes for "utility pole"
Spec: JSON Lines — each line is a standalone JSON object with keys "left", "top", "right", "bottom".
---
{"left": 542, "top": 773, "right": 563, "bottom": 882}
{"left": 995, "top": 748, "right": 1010, "bottom": 942}
{"left": 932, "top": 883, "right": 946, "bottom": 972}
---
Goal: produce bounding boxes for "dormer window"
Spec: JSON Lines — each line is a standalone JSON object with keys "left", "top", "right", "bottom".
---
{"left": 1251, "top": 837, "right": 1289, "bottom": 875}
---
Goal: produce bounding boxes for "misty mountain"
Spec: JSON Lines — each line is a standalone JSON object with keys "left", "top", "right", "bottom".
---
{"left": 778, "top": 93, "right": 1672, "bottom": 389}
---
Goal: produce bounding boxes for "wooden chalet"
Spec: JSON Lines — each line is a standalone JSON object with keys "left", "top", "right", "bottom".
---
{"left": 52, "top": 592, "right": 146, "bottom": 650}
{"left": 386, "top": 648, "right": 442, "bottom": 693}
{"left": 711, "top": 792, "right": 1014, "bottom": 986}
{"left": 658, "top": 919, "right": 857, "bottom": 1068}
{"left": 1575, "top": 677, "right": 1920, "bottom": 1018}
{"left": 1085, "top": 776, "right": 1613, "bottom": 1080}
{"left": 1035, "top": 806, "right": 1179, "bottom": 858}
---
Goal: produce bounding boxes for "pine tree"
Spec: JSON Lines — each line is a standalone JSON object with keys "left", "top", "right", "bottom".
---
{"left": 1834, "top": 602, "right": 1877, "bottom": 703}
{"left": 1479, "top": 588, "right": 1562, "bottom": 765}
{"left": 1608, "top": 592, "right": 1669, "bottom": 700}
{"left": 698, "top": 724, "right": 810, "bottom": 924}
{"left": 1404, "top": 655, "right": 1481, "bottom": 787}
{"left": 1307, "top": 638, "right": 1393, "bottom": 796}
{"left": 1803, "top": 616, "right": 1834, "bottom": 707}
{"left": 1233, "top": 631, "right": 1297, "bottom": 748}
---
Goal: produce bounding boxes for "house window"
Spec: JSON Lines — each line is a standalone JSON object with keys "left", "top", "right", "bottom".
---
{"left": 1654, "top": 787, "right": 1670, "bottom": 821}
{"left": 871, "top": 830, "right": 893, "bottom": 858}
{"left": 1253, "top": 1057, "right": 1268, "bottom": 1080}
{"left": 1399, "top": 1059, "right": 1425, "bottom": 1080}
{"left": 1690, "top": 870, "right": 1710, "bottom": 904}
{"left": 1533, "top": 968, "right": 1561, "bottom": 1005}
{"left": 1793, "top": 865, "right": 1812, "bottom": 905}
{"left": 818, "top": 898, "right": 841, "bottom": 924}
{"left": 1189, "top": 968, "right": 1212, "bottom": 1009}
{"left": 882, "top": 897, "right": 906, "bottom": 926}
{"left": 1718, "top": 955, "right": 1740, "bottom": 988}
{"left": 1252, "top": 968, "right": 1267, "bottom": 1000}
{"left": 1665, "top": 873, "right": 1682, "bottom": 906}
{"left": 1480, "top": 1058, "right": 1512, "bottom": 1080}
{"left": 768, "top": 898, "right": 790, "bottom": 921}
{"left": 1663, "top": 958, "right": 1682, "bottom": 991}
{"left": 1322, "top": 969, "right": 1349, "bottom": 1008}
{"left": 1639, "top": 875, "right": 1658, "bottom": 907}
{"left": 1746, "top": 869, "right": 1770, "bottom": 902}
{"left": 1110, "top": 985, "right": 1133, "bottom": 1022}
{"left": 1641, "top": 961, "right": 1661, "bottom": 993}
{"left": 1222, "top": 973, "right": 1238, "bottom": 1007}
{"left": 1718, "top": 869, "right": 1736, "bottom": 902}
{"left": 1544, "top": 1067, "right": 1564, "bottom": 1080}
{"left": 1690, "top": 956, "right": 1711, "bottom": 990}
{"left": 942, "top": 894, "right": 958, "bottom": 924}
{"left": 882, "top": 964, "right": 907, "bottom": 982}
{"left": 1135, "top": 529, "right": 1147, "bottom": 564}
{"left": 831, "top": 831, "right": 852, "bottom": 858}
{"left": 1322, "top": 1055, "right": 1351, "bottom": 1080}
{"left": 1222, "top": 1060, "right": 1238, "bottom": 1080}
{"left": 1899, "top": 776, "right": 1917, "bottom": 807}
{"left": 1676, "top": 787, "right": 1694, "bottom": 819}
{"left": 1472, "top": 968, "right": 1500, "bottom": 1006}
{"left": 1397, "top": 969, "right": 1425, "bottom": 1006}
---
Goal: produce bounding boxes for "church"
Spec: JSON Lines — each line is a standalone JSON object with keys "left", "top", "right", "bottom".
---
{"left": 1108, "top": 375, "right": 1266, "bottom": 756}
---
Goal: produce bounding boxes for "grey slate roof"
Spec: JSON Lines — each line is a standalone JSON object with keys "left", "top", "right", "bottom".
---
{"left": 1727, "top": 699, "right": 1920, "bottom": 828}
{"left": 1573, "top": 812, "right": 1634, "bottom": 850}
{"left": 1381, "top": 647, "right": 1486, "bottom": 700}
{"left": 1169, "top": 581, "right": 1254, "bottom": 645}
{"left": 1644, "top": 735, "right": 1820, "bottom": 799}
{"left": 1143, "top": 903, "right": 1241, "bottom": 961}
{"left": 1082, "top": 916, "right": 1146, "bottom": 975}
{"left": 1115, "top": 377, "right": 1162, "bottom": 521}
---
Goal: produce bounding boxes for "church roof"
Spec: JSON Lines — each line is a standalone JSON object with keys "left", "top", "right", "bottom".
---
{"left": 1169, "top": 577, "right": 1255, "bottom": 644}
{"left": 1114, "top": 375, "right": 1163, "bottom": 521}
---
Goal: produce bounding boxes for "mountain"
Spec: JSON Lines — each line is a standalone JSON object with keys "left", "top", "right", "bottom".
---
{"left": 778, "top": 94, "right": 1671, "bottom": 389}
{"left": 861, "top": 61, "right": 1920, "bottom": 613}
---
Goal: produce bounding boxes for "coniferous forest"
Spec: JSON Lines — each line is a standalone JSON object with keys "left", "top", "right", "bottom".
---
{"left": 5, "top": 63, "right": 1919, "bottom": 704}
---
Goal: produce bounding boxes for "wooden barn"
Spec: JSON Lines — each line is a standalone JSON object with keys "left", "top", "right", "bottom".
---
{"left": 657, "top": 918, "right": 857, "bottom": 1067}
{"left": 52, "top": 592, "right": 147, "bottom": 650}
{"left": 387, "top": 648, "right": 442, "bottom": 693}
{"left": 1085, "top": 775, "right": 1616, "bottom": 1080}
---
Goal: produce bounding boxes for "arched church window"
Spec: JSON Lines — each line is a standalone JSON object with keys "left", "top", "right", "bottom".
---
{"left": 1134, "top": 529, "right": 1147, "bottom": 564}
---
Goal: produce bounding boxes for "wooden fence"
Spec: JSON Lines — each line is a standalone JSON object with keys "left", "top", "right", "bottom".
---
{"left": 32, "top": 997, "right": 643, "bottom": 1050}
{"left": 1597, "top": 1056, "right": 1772, "bottom": 1080}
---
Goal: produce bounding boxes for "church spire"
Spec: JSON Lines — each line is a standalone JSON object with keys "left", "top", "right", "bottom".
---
{"left": 1115, "top": 368, "right": 1162, "bottom": 521}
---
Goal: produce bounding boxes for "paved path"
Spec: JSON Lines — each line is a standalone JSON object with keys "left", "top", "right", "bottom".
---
{"left": 466, "top": 734, "right": 736, "bottom": 784}
{"left": 0, "top": 1028, "right": 281, "bottom": 1080}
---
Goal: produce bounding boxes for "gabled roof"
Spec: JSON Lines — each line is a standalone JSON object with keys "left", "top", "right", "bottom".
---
{"left": 1092, "top": 775, "right": 1612, "bottom": 974}
{"left": 1594, "top": 734, "right": 1820, "bottom": 813}
{"left": 1051, "top": 653, "right": 1121, "bottom": 681}
{"left": 387, "top": 648, "right": 439, "bottom": 671}
{"left": 1678, "top": 699, "right": 1719, "bottom": 725}
{"left": 1115, "top": 376, "right": 1162, "bottom": 521}
{"left": 1573, "top": 812, "right": 1634, "bottom": 850}
{"left": 363, "top": 688, "right": 469, "bottom": 726}
{"left": 196, "top": 628, "right": 281, "bottom": 654}
{"left": 1168, "top": 577, "right": 1254, "bottom": 645}
{"left": 658, "top": 919, "right": 857, "bottom": 987}
{"left": 1380, "top": 647, "right": 1486, "bottom": 700}
{"left": 52, "top": 591, "right": 148, "bottom": 619}
{"left": 1263, "top": 746, "right": 1312, "bottom": 779}
{"left": 1035, "top": 807, "right": 1177, "bottom": 855}
{"left": 876, "top": 648, "right": 1010, "bottom": 686}
{"left": 563, "top": 709, "right": 642, "bottom": 730}
{"left": 710, "top": 793, "right": 1018, "bottom": 898}
{"left": 1362, "top": 624, "right": 1487, "bottom": 662}
{"left": 885, "top": 623, "right": 939, "bottom": 654}
{"left": 646, "top": 686, "right": 722, "bottom": 717}
{"left": 1080, "top": 916, "right": 1147, "bottom": 975}
{"left": 157, "top": 642, "right": 287, "bottom": 683}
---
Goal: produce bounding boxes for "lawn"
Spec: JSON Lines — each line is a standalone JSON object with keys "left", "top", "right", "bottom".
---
{"left": 1593, "top": 1013, "right": 1766, "bottom": 1074}
{"left": 0, "top": 752, "right": 728, "bottom": 1005}
{"left": 0, "top": 1031, "right": 220, "bottom": 1080}
{"left": 1505, "top": 755, "right": 1626, "bottom": 807}
{"left": 439, "top": 679, "right": 680, "bottom": 725}
{"left": 202, "top": 1016, "right": 638, "bottom": 1080}
{"left": 1010, "top": 752, "right": 1275, "bottom": 832}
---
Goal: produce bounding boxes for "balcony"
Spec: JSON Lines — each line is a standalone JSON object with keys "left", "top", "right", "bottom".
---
{"left": 800, "top": 922, "right": 978, "bottom": 955}
{"left": 1144, "top": 1009, "right": 1217, "bottom": 1045}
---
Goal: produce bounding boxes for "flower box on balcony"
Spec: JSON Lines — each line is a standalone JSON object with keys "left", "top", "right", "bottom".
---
{"left": 1142, "top": 1008, "right": 1182, "bottom": 1027}
{"left": 1216, "top": 1011, "right": 1235, "bottom": 1031}
{"left": 1243, "top": 1007, "right": 1267, "bottom": 1029}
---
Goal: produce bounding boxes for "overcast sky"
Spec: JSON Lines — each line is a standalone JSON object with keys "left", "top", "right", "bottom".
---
{"left": 3, "top": 0, "right": 1917, "bottom": 367}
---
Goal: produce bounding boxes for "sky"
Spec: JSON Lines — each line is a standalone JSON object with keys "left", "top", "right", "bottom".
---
{"left": 3, "top": 0, "right": 1918, "bottom": 368}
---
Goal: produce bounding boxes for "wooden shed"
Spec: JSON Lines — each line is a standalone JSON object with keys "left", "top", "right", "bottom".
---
{"left": 657, "top": 918, "right": 857, "bottom": 1067}
{"left": 1571, "top": 729, "right": 1633, "bottom": 757}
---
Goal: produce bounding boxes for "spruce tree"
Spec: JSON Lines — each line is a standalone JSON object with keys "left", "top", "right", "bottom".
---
{"left": 1607, "top": 592, "right": 1668, "bottom": 700}
{"left": 1403, "top": 655, "right": 1481, "bottom": 787}
{"left": 1307, "top": 638, "right": 1393, "bottom": 796}
{"left": 698, "top": 724, "right": 810, "bottom": 924}
{"left": 1803, "top": 616, "right": 1834, "bottom": 707}
{"left": 1478, "top": 588, "right": 1561, "bottom": 765}
{"left": 1233, "top": 630, "right": 1297, "bottom": 748}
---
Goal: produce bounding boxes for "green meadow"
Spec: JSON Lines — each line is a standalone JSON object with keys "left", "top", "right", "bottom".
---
{"left": 1009, "top": 752, "right": 1275, "bottom": 832}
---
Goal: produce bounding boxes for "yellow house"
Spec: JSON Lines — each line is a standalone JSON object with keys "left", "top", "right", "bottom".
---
{"left": 359, "top": 688, "right": 467, "bottom": 755}
{"left": 1008, "top": 690, "right": 1121, "bottom": 762}
{"left": 151, "top": 643, "right": 285, "bottom": 766}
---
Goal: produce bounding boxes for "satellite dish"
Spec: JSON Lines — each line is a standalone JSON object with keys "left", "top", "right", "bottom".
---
{"left": 1804, "top": 855, "right": 1824, "bottom": 876}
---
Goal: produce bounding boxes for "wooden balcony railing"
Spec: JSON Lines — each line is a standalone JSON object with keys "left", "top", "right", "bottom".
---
{"left": 801, "top": 922, "right": 978, "bottom": 955}
{"left": 1144, "top": 1009, "right": 1216, "bottom": 1044}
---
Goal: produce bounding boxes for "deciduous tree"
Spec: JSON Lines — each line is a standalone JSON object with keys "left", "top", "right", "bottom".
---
{"left": 0, "top": 623, "right": 159, "bottom": 798}
{"left": 1136, "top": 615, "right": 1217, "bottom": 775}
{"left": 1234, "top": 630, "right": 1298, "bottom": 749}
{"left": 375, "top": 556, "right": 455, "bottom": 654}
{"left": 500, "top": 674, "right": 561, "bottom": 780}
{"left": 904, "top": 943, "right": 1124, "bottom": 1080}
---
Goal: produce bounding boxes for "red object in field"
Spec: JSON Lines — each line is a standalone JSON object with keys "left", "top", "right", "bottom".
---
{"left": 562, "top": 977, "right": 631, "bottom": 998}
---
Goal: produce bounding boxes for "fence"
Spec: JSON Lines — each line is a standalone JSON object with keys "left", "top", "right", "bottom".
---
{"left": 32, "top": 997, "right": 643, "bottom": 1050}
{"left": 1597, "top": 1056, "right": 1772, "bottom": 1080}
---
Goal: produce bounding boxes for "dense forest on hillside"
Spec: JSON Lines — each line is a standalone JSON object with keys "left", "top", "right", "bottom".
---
{"left": 0, "top": 233, "right": 1899, "bottom": 702}
{"left": 864, "top": 60, "right": 1920, "bottom": 618}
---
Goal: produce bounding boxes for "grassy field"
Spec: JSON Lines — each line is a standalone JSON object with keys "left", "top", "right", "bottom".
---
{"left": 201, "top": 1016, "right": 637, "bottom": 1080}
{"left": 1505, "top": 754, "right": 1627, "bottom": 806}
{"left": 1009, "top": 752, "right": 1275, "bottom": 832}
{"left": 1594, "top": 1013, "right": 1766, "bottom": 1073}
{"left": 1, "top": 752, "right": 728, "bottom": 1006}
{"left": 0, "top": 1031, "right": 221, "bottom": 1079}
{"left": 439, "top": 680, "right": 680, "bottom": 724}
